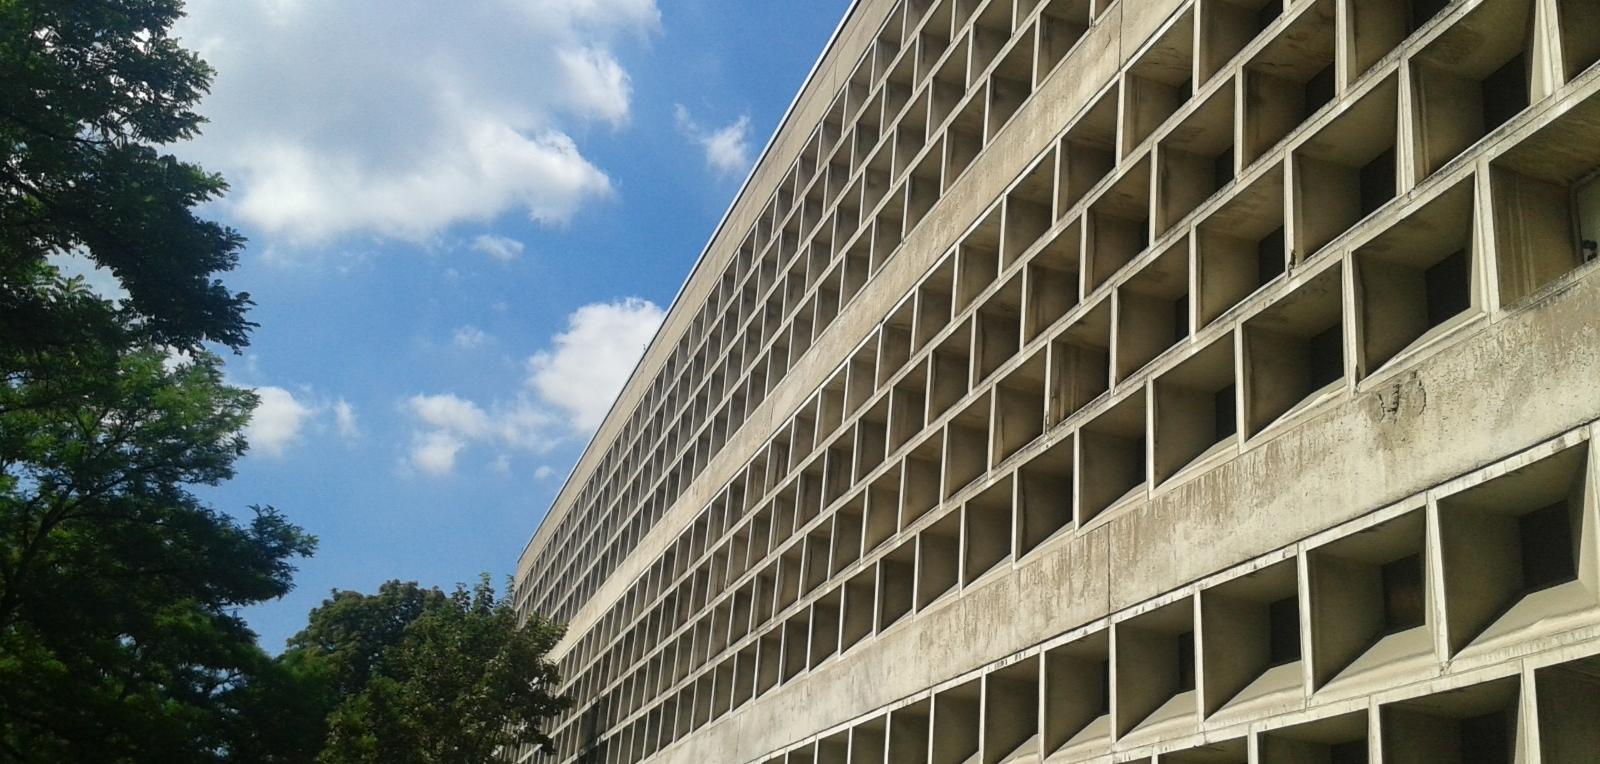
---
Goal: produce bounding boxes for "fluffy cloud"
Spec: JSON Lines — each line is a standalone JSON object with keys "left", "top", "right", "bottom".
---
{"left": 408, "top": 393, "right": 494, "bottom": 439}
{"left": 246, "top": 386, "right": 315, "bottom": 458}
{"left": 675, "top": 105, "right": 754, "bottom": 177}
{"left": 176, "top": 0, "right": 657, "bottom": 243}
{"left": 402, "top": 393, "right": 558, "bottom": 475}
{"left": 526, "top": 297, "right": 664, "bottom": 431}
{"left": 410, "top": 431, "right": 467, "bottom": 477}
{"left": 402, "top": 297, "right": 661, "bottom": 476}
{"left": 238, "top": 381, "right": 359, "bottom": 457}
{"left": 333, "top": 399, "right": 360, "bottom": 440}
{"left": 558, "top": 47, "right": 632, "bottom": 126}
{"left": 222, "top": 126, "right": 610, "bottom": 241}
{"left": 471, "top": 234, "right": 525, "bottom": 262}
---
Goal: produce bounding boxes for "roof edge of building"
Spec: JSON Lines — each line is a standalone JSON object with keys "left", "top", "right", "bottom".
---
{"left": 514, "top": 0, "right": 870, "bottom": 591}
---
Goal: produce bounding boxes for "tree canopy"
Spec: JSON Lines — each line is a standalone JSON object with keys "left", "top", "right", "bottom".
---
{"left": 0, "top": 320, "right": 318, "bottom": 761}
{"left": 0, "top": 2, "right": 572, "bottom": 761}
{"left": 284, "top": 579, "right": 571, "bottom": 764}
{"left": 0, "top": 0, "right": 308, "bottom": 759}
{"left": 0, "top": 0, "right": 253, "bottom": 352}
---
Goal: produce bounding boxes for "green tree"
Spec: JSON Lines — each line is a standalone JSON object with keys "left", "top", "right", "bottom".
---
{"left": 285, "top": 578, "right": 571, "bottom": 764}
{"left": 0, "top": 1, "right": 320, "bottom": 751}
{"left": 0, "top": 0, "right": 252, "bottom": 353}
{"left": 0, "top": 286, "right": 317, "bottom": 761}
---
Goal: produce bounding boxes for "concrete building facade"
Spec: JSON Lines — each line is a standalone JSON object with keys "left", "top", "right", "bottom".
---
{"left": 513, "top": 0, "right": 1600, "bottom": 761}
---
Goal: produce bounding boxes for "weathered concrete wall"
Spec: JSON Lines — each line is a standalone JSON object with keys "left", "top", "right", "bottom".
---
{"left": 524, "top": 0, "right": 1600, "bottom": 762}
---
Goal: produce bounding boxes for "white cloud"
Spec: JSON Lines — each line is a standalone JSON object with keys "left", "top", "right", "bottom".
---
{"left": 471, "top": 234, "right": 525, "bottom": 262}
{"left": 407, "top": 393, "right": 494, "bottom": 439}
{"left": 333, "top": 398, "right": 360, "bottom": 439}
{"left": 675, "top": 105, "right": 754, "bottom": 177}
{"left": 558, "top": 47, "right": 632, "bottom": 126}
{"left": 702, "top": 117, "right": 754, "bottom": 176}
{"left": 401, "top": 393, "right": 559, "bottom": 476}
{"left": 526, "top": 297, "right": 663, "bottom": 431}
{"left": 401, "top": 297, "right": 661, "bottom": 477}
{"left": 221, "top": 124, "right": 611, "bottom": 242}
{"left": 176, "top": 0, "right": 657, "bottom": 243}
{"left": 453, "top": 325, "right": 492, "bottom": 349}
{"left": 410, "top": 431, "right": 466, "bottom": 477}
{"left": 534, "top": 465, "right": 556, "bottom": 480}
{"left": 246, "top": 386, "right": 315, "bottom": 458}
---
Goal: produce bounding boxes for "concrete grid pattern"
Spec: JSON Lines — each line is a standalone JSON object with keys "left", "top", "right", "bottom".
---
{"left": 511, "top": 0, "right": 1600, "bottom": 762}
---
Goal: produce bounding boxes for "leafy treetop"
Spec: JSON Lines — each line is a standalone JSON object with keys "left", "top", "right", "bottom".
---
{"left": 0, "top": 0, "right": 253, "bottom": 352}
{"left": 282, "top": 578, "right": 572, "bottom": 764}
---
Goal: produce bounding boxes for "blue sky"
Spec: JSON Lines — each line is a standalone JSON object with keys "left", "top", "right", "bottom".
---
{"left": 155, "top": 0, "right": 852, "bottom": 650}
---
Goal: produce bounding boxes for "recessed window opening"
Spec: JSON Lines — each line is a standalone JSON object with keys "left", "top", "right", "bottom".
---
{"left": 1077, "top": 393, "right": 1146, "bottom": 524}
{"left": 1153, "top": 332, "right": 1236, "bottom": 484}
{"left": 1575, "top": 171, "right": 1600, "bottom": 264}
{"left": 1048, "top": 299, "right": 1111, "bottom": 424}
{"left": 1258, "top": 226, "right": 1286, "bottom": 282}
{"left": 1043, "top": 632, "right": 1112, "bottom": 757}
{"left": 1411, "top": 0, "right": 1535, "bottom": 179}
{"left": 1308, "top": 325, "right": 1342, "bottom": 385}
{"left": 1157, "top": 85, "right": 1237, "bottom": 232}
{"left": 1482, "top": 53, "right": 1529, "bottom": 133}
{"left": 1294, "top": 75, "right": 1400, "bottom": 258}
{"left": 1114, "top": 598, "right": 1197, "bottom": 736}
{"left": 1423, "top": 249, "right": 1471, "bottom": 327}
{"left": 1059, "top": 85, "right": 1120, "bottom": 213}
{"left": 1004, "top": 155, "right": 1055, "bottom": 265}
{"left": 1359, "top": 148, "right": 1397, "bottom": 216}
{"left": 982, "top": 658, "right": 1040, "bottom": 764}
{"left": 1438, "top": 443, "right": 1591, "bottom": 654}
{"left": 961, "top": 477, "right": 1013, "bottom": 585}
{"left": 1267, "top": 595, "right": 1301, "bottom": 666}
{"left": 1213, "top": 385, "right": 1237, "bottom": 442}
{"left": 1490, "top": 91, "right": 1600, "bottom": 303}
{"left": 1536, "top": 655, "right": 1600, "bottom": 760}
{"left": 1354, "top": 179, "right": 1476, "bottom": 377}
{"left": 1115, "top": 236, "right": 1189, "bottom": 380}
{"left": 879, "top": 542, "right": 915, "bottom": 628}
{"left": 1520, "top": 502, "right": 1578, "bottom": 594}
{"left": 1175, "top": 630, "right": 1196, "bottom": 692}
{"left": 1017, "top": 435, "right": 1073, "bottom": 555}
{"left": 1024, "top": 223, "right": 1081, "bottom": 340}
{"left": 1123, "top": 9, "right": 1197, "bottom": 154}
{"left": 1197, "top": 164, "right": 1286, "bottom": 327}
{"left": 1086, "top": 156, "right": 1154, "bottom": 290}
{"left": 994, "top": 354, "right": 1047, "bottom": 464}
{"left": 1308, "top": 509, "right": 1431, "bottom": 688}
{"left": 916, "top": 511, "right": 960, "bottom": 609}
{"left": 1381, "top": 679, "right": 1521, "bottom": 764}
{"left": 1381, "top": 553, "right": 1427, "bottom": 635}
{"left": 1038, "top": 0, "right": 1093, "bottom": 78}
{"left": 1241, "top": 1, "right": 1337, "bottom": 164}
